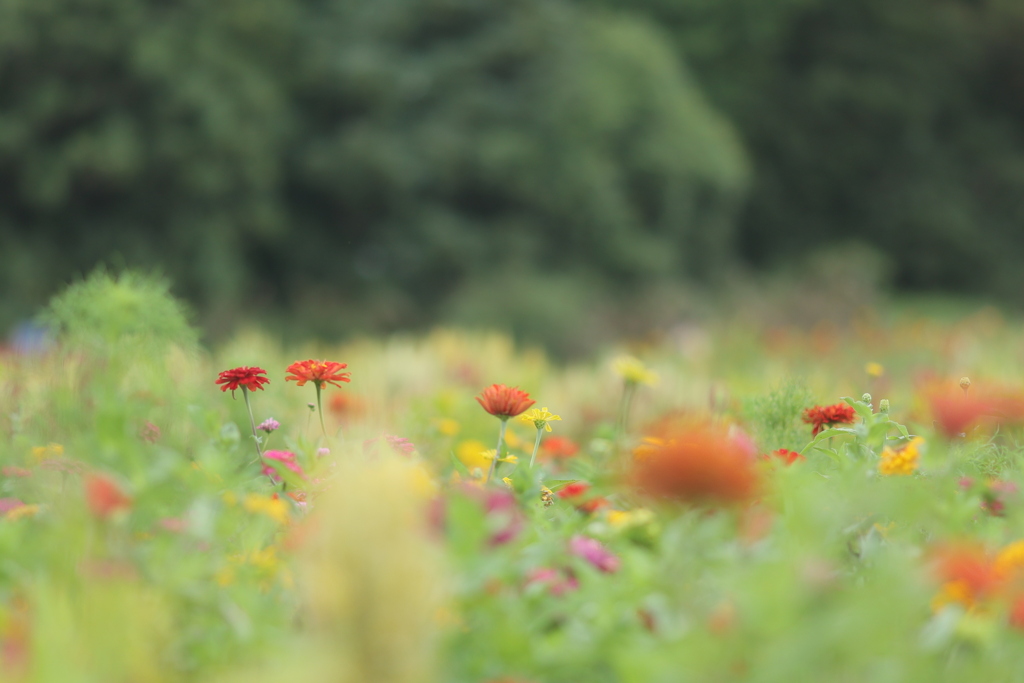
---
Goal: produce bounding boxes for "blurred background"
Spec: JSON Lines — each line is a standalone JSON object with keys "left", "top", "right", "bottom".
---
{"left": 2, "top": 0, "right": 1023, "bottom": 356}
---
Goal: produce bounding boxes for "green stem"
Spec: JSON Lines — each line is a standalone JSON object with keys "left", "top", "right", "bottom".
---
{"left": 618, "top": 381, "right": 637, "bottom": 434}
{"left": 242, "top": 387, "right": 264, "bottom": 462}
{"left": 485, "top": 418, "right": 509, "bottom": 485}
{"left": 316, "top": 383, "right": 328, "bottom": 439}
{"left": 529, "top": 428, "right": 543, "bottom": 469}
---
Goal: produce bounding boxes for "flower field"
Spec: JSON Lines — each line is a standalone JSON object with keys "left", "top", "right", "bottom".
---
{"left": 5, "top": 273, "right": 1024, "bottom": 682}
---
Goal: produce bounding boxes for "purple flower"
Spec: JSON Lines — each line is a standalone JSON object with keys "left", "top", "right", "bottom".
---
{"left": 569, "top": 535, "right": 621, "bottom": 573}
{"left": 316, "top": 447, "right": 330, "bottom": 458}
{"left": 257, "top": 418, "right": 280, "bottom": 434}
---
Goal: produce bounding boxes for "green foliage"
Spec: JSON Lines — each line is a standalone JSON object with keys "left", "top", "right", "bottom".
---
{"left": 590, "top": 0, "right": 1024, "bottom": 298}
{"left": 0, "top": 0, "right": 747, "bottom": 342}
{"left": 40, "top": 267, "right": 197, "bottom": 349}
{"left": 742, "top": 381, "right": 815, "bottom": 452}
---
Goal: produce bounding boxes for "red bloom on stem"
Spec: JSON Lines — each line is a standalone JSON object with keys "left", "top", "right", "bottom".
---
{"left": 475, "top": 384, "right": 535, "bottom": 419}
{"left": 85, "top": 474, "right": 132, "bottom": 519}
{"left": 215, "top": 366, "right": 270, "bottom": 396}
{"left": 802, "top": 403, "right": 857, "bottom": 436}
{"left": 285, "top": 360, "right": 351, "bottom": 389}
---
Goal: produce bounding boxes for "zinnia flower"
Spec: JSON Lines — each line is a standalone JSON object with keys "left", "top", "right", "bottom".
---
{"left": 802, "top": 403, "right": 857, "bottom": 436}
{"left": 85, "top": 474, "right": 132, "bottom": 519}
{"left": 263, "top": 450, "right": 306, "bottom": 480}
{"left": 631, "top": 425, "right": 759, "bottom": 506}
{"left": 569, "top": 535, "right": 620, "bottom": 573}
{"left": 765, "top": 448, "right": 803, "bottom": 465}
{"left": 929, "top": 544, "right": 1001, "bottom": 610}
{"left": 475, "top": 384, "right": 535, "bottom": 419}
{"left": 541, "top": 435, "right": 579, "bottom": 459}
{"left": 878, "top": 437, "right": 924, "bottom": 476}
{"left": 284, "top": 360, "right": 351, "bottom": 389}
{"left": 215, "top": 366, "right": 270, "bottom": 396}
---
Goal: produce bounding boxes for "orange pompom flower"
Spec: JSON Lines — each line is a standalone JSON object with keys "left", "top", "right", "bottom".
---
{"left": 631, "top": 425, "right": 759, "bottom": 506}
{"left": 215, "top": 366, "right": 270, "bottom": 397}
{"left": 285, "top": 360, "right": 351, "bottom": 389}
{"left": 802, "top": 403, "right": 857, "bottom": 437}
{"left": 475, "top": 384, "right": 536, "bottom": 419}
{"left": 85, "top": 474, "right": 132, "bottom": 519}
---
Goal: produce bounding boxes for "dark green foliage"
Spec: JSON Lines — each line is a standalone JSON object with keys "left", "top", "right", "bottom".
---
{"left": 0, "top": 0, "right": 746, "bottom": 341}
{"left": 589, "top": 0, "right": 1024, "bottom": 297}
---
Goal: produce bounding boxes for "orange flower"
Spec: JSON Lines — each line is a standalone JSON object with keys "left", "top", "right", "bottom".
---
{"left": 85, "top": 474, "right": 132, "bottom": 519}
{"left": 285, "top": 360, "right": 351, "bottom": 389}
{"left": 475, "top": 384, "right": 535, "bottom": 419}
{"left": 215, "top": 366, "right": 269, "bottom": 396}
{"left": 630, "top": 425, "right": 759, "bottom": 506}
{"left": 929, "top": 544, "right": 1001, "bottom": 609}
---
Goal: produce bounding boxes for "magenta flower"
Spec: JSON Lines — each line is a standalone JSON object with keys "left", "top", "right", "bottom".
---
{"left": 569, "top": 535, "right": 621, "bottom": 573}
{"left": 263, "top": 450, "right": 306, "bottom": 481}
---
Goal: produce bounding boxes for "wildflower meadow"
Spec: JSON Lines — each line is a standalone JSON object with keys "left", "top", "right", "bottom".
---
{"left": 6, "top": 270, "right": 1024, "bottom": 683}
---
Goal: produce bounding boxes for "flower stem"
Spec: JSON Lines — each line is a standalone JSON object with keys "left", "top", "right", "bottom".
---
{"left": 242, "top": 387, "right": 264, "bottom": 463}
{"left": 485, "top": 418, "right": 509, "bottom": 485}
{"left": 528, "top": 428, "right": 543, "bottom": 469}
{"left": 618, "top": 381, "right": 637, "bottom": 434}
{"left": 315, "top": 383, "right": 328, "bottom": 439}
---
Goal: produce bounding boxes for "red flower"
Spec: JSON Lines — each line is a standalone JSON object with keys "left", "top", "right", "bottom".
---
{"left": 930, "top": 544, "right": 1001, "bottom": 603}
{"left": 541, "top": 435, "right": 579, "bottom": 459}
{"left": 285, "top": 360, "right": 351, "bottom": 389}
{"left": 765, "top": 448, "right": 803, "bottom": 465}
{"left": 930, "top": 391, "right": 1024, "bottom": 439}
{"left": 475, "top": 384, "right": 535, "bottom": 419}
{"left": 557, "top": 482, "right": 591, "bottom": 499}
{"left": 85, "top": 474, "right": 132, "bottom": 519}
{"left": 215, "top": 366, "right": 270, "bottom": 396}
{"left": 802, "top": 403, "right": 857, "bottom": 436}
{"left": 631, "top": 426, "right": 759, "bottom": 506}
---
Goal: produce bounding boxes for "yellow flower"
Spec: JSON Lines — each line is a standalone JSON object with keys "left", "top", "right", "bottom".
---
{"left": 878, "top": 437, "right": 924, "bottom": 476}
{"left": 519, "top": 407, "right": 562, "bottom": 432}
{"left": 435, "top": 418, "right": 460, "bottom": 437}
{"left": 932, "top": 580, "right": 974, "bottom": 612}
{"left": 612, "top": 356, "right": 658, "bottom": 386}
{"left": 503, "top": 428, "right": 524, "bottom": 449}
{"left": 865, "top": 362, "right": 885, "bottom": 378}
{"left": 502, "top": 477, "right": 514, "bottom": 489}
{"left": 995, "top": 541, "right": 1024, "bottom": 579}
{"left": 607, "top": 508, "right": 654, "bottom": 530}
{"left": 31, "top": 443, "right": 63, "bottom": 461}
{"left": 243, "top": 493, "right": 290, "bottom": 525}
{"left": 5, "top": 505, "right": 41, "bottom": 521}
{"left": 499, "top": 454, "right": 518, "bottom": 464}
{"left": 455, "top": 440, "right": 490, "bottom": 471}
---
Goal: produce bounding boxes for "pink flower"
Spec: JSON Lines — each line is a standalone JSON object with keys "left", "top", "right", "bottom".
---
{"left": 263, "top": 450, "right": 306, "bottom": 480}
{"left": 569, "top": 535, "right": 620, "bottom": 573}
{"left": 525, "top": 567, "right": 580, "bottom": 596}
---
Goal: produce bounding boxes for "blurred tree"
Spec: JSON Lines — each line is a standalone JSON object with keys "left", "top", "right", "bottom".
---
{"left": 587, "top": 0, "right": 1024, "bottom": 298}
{"left": 0, "top": 0, "right": 747, "bottom": 340}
